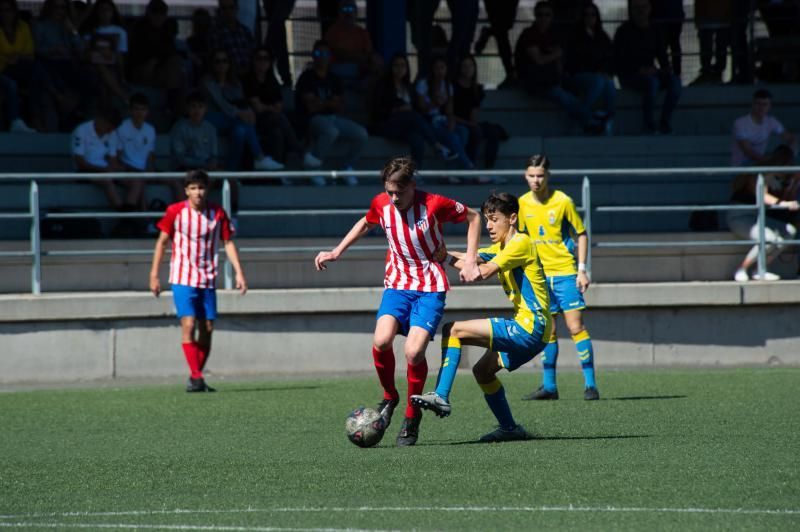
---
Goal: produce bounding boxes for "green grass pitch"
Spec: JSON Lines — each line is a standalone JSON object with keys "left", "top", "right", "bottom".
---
{"left": 1, "top": 368, "right": 798, "bottom": 531}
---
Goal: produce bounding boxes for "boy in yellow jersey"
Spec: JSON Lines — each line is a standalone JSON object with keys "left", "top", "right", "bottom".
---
{"left": 412, "top": 192, "right": 552, "bottom": 442}
{"left": 517, "top": 154, "right": 599, "bottom": 401}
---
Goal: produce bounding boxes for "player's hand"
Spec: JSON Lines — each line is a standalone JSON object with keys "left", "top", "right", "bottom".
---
{"left": 459, "top": 260, "right": 481, "bottom": 283}
{"left": 577, "top": 271, "right": 591, "bottom": 293}
{"left": 236, "top": 273, "right": 248, "bottom": 295}
{"left": 314, "top": 250, "right": 337, "bottom": 271}
{"left": 149, "top": 275, "right": 161, "bottom": 297}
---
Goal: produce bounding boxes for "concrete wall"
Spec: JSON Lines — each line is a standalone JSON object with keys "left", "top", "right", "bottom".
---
{"left": 1, "top": 282, "right": 799, "bottom": 385}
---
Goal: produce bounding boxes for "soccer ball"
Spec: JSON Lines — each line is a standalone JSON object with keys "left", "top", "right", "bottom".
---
{"left": 345, "top": 406, "right": 386, "bottom": 448}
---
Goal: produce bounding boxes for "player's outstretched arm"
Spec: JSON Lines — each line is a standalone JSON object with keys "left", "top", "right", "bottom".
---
{"left": 576, "top": 232, "right": 590, "bottom": 293}
{"left": 224, "top": 240, "right": 248, "bottom": 295}
{"left": 149, "top": 231, "right": 170, "bottom": 297}
{"left": 459, "top": 208, "right": 482, "bottom": 283}
{"left": 315, "top": 216, "right": 375, "bottom": 271}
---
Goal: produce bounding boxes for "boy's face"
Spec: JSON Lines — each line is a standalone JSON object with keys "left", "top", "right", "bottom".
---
{"left": 130, "top": 103, "right": 149, "bottom": 124}
{"left": 384, "top": 176, "right": 415, "bottom": 211}
{"left": 187, "top": 101, "right": 207, "bottom": 123}
{"left": 524, "top": 165, "right": 548, "bottom": 193}
{"left": 484, "top": 210, "right": 517, "bottom": 243}
{"left": 752, "top": 97, "right": 771, "bottom": 120}
{"left": 184, "top": 182, "right": 208, "bottom": 208}
{"left": 94, "top": 118, "right": 114, "bottom": 136}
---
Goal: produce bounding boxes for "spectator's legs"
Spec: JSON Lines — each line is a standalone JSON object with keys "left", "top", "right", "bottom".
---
{"left": 446, "top": 0, "right": 479, "bottom": 68}
{"left": 206, "top": 112, "right": 262, "bottom": 170}
{"left": 258, "top": 111, "right": 301, "bottom": 162}
{"left": 661, "top": 22, "right": 683, "bottom": 76}
{"left": 479, "top": 122, "right": 502, "bottom": 169}
{"left": 659, "top": 74, "right": 682, "bottom": 129}
{"left": 463, "top": 123, "right": 481, "bottom": 164}
{"left": 408, "top": 0, "right": 442, "bottom": 79}
{"left": 0, "top": 75, "right": 20, "bottom": 125}
{"left": 730, "top": 0, "right": 752, "bottom": 83}
{"left": 317, "top": 0, "right": 339, "bottom": 36}
{"left": 263, "top": 0, "right": 297, "bottom": 86}
{"left": 714, "top": 27, "right": 731, "bottom": 77}
{"left": 308, "top": 114, "right": 339, "bottom": 163}
{"left": 379, "top": 112, "right": 427, "bottom": 166}
{"left": 570, "top": 72, "right": 604, "bottom": 111}
{"left": 433, "top": 123, "right": 473, "bottom": 169}
{"left": 546, "top": 85, "right": 590, "bottom": 127}
{"left": 331, "top": 116, "right": 368, "bottom": 168}
{"left": 484, "top": 0, "right": 519, "bottom": 80}
{"left": 697, "top": 26, "right": 714, "bottom": 75}
{"left": 621, "top": 74, "right": 657, "bottom": 132}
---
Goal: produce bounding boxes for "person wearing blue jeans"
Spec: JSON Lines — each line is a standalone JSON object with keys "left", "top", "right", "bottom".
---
{"left": 308, "top": 114, "right": 368, "bottom": 170}
{"left": 0, "top": 74, "right": 35, "bottom": 132}
{"left": 618, "top": 72, "right": 682, "bottom": 134}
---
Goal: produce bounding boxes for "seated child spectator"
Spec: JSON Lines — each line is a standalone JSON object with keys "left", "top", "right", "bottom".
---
{"left": 170, "top": 90, "right": 218, "bottom": 200}
{"left": 323, "top": 0, "right": 381, "bottom": 89}
{"left": 185, "top": 8, "right": 212, "bottom": 85}
{"left": 294, "top": 40, "right": 369, "bottom": 186}
{"left": 728, "top": 145, "right": 799, "bottom": 282}
{"left": 116, "top": 92, "right": 156, "bottom": 175}
{"left": 203, "top": 49, "right": 283, "bottom": 171}
{"left": 613, "top": 0, "right": 682, "bottom": 134}
{"left": 371, "top": 53, "right": 455, "bottom": 170}
{"left": 731, "top": 88, "right": 797, "bottom": 166}
{"left": 453, "top": 54, "right": 508, "bottom": 177}
{"left": 80, "top": 0, "right": 129, "bottom": 107}
{"left": 243, "top": 47, "right": 320, "bottom": 172}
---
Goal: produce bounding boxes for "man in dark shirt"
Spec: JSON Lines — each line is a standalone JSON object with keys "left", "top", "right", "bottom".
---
{"left": 614, "top": 0, "right": 682, "bottom": 134}
{"left": 294, "top": 40, "right": 368, "bottom": 186}
{"left": 209, "top": 0, "right": 256, "bottom": 77}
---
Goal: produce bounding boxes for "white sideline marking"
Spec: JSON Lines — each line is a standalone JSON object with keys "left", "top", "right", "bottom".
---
{"left": 0, "top": 505, "right": 799, "bottom": 521}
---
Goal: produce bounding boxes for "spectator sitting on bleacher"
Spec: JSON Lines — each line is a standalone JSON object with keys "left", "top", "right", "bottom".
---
{"left": 728, "top": 145, "right": 799, "bottom": 282}
{"left": 371, "top": 52, "right": 456, "bottom": 171}
{"left": 0, "top": 72, "right": 34, "bottom": 132}
{"left": 170, "top": 90, "right": 217, "bottom": 200}
{"left": 0, "top": 0, "right": 50, "bottom": 131}
{"left": 80, "top": 0, "right": 129, "bottom": 108}
{"left": 116, "top": 92, "right": 155, "bottom": 177}
{"left": 414, "top": 54, "right": 474, "bottom": 182}
{"left": 514, "top": 1, "right": 595, "bottom": 134}
{"left": 323, "top": 0, "right": 381, "bottom": 90}
{"left": 243, "top": 47, "right": 320, "bottom": 175}
{"left": 453, "top": 54, "right": 507, "bottom": 178}
{"left": 564, "top": 2, "right": 616, "bottom": 135}
{"left": 613, "top": 0, "right": 682, "bottom": 134}
{"left": 185, "top": 8, "right": 212, "bottom": 85}
{"left": 731, "top": 88, "right": 797, "bottom": 166}
{"left": 203, "top": 49, "right": 282, "bottom": 172}
{"left": 295, "top": 39, "right": 368, "bottom": 186}
{"left": 127, "top": 0, "right": 185, "bottom": 117}
{"left": 72, "top": 107, "right": 146, "bottom": 218}
{"left": 209, "top": 0, "right": 254, "bottom": 78}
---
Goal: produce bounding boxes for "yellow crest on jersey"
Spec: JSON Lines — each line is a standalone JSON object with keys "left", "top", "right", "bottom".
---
{"left": 548, "top": 210, "right": 557, "bottom": 225}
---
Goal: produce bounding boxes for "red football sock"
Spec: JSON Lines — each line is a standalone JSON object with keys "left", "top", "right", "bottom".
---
{"left": 406, "top": 359, "right": 428, "bottom": 418}
{"left": 196, "top": 342, "right": 210, "bottom": 371}
{"left": 182, "top": 342, "right": 202, "bottom": 379}
{"left": 372, "top": 346, "right": 398, "bottom": 401}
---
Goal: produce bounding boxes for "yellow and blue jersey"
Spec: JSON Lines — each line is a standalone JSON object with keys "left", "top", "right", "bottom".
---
{"left": 478, "top": 233, "right": 551, "bottom": 334}
{"left": 518, "top": 190, "right": 585, "bottom": 276}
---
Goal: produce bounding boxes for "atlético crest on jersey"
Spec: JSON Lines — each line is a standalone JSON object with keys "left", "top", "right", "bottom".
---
{"left": 416, "top": 217, "right": 429, "bottom": 231}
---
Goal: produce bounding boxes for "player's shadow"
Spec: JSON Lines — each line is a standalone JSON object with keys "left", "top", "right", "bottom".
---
{"left": 417, "top": 434, "right": 651, "bottom": 446}
{"left": 608, "top": 395, "right": 687, "bottom": 401}
{"left": 220, "top": 385, "right": 321, "bottom": 394}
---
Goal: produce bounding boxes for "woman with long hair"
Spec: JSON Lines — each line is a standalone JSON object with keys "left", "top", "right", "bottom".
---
{"left": 79, "top": 0, "right": 129, "bottom": 106}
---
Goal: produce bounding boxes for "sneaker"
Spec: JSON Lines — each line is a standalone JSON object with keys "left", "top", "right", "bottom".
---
{"left": 734, "top": 268, "right": 749, "bottom": 282}
{"left": 377, "top": 397, "right": 400, "bottom": 429}
{"left": 751, "top": 271, "right": 780, "bottom": 281}
{"left": 186, "top": 377, "right": 215, "bottom": 393}
{"left": 254, "top": 156, "right": 284, "bottom": 171}
{"left": 479, "top": 424, "right": 533, "bottom": 443}
{"left": 410, "top": 391, "right": 452, "bottom": 418}
{"left": 584, "top": 387, "right": 600, "bottom": 401}
{"left": 340, "top": 166, "right": 358, "bottom": 186}
{"left": 658, "top": 120, "right": 673, "bottom": 135}
{"left": 302, "top": 151, "right": 322, "bottom": 168}
{"left": 310, "top": 175, "right": 327, "bottom": 186}
{"left": 9, "top": 118, "right": 36, "bottom": 133}
{"left": 437, "top": 145, "right": 458, "bottom": 161}
{"left": 521, "top": 386, "right": 559, "bottom": 401}
{"left": 396, "top": 414, "right": 422, "bottom": 447}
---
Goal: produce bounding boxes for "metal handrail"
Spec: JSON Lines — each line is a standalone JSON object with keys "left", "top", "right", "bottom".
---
{"left": 2, "top": 166, "right": 799, "bottom": 293}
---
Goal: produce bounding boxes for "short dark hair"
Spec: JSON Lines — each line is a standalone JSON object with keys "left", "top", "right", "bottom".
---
{"left": 481, "top": 192, "right": 519, "bottom": 218}
{"left": 129, "top": 92, "right": 149, "bottom": 108}
{"left": 186, "top": 90, "right": 207, "bottom": 105}
{"left": 184, "top": 169, "right": 210, "bottom": 188}
{"left": 534, "top": 0, "right": 554, "bottom": 15}
{"left": 313, "top": 39, "right": 329, "bottom": 51}
{"left": 753, "top": 88, "right": 772, "bottom": 101}
{"left": 146, "top": 0, "right": 167, "bottom": 15}
{"left": 525, "top": 154, "right": 551, "bottom": 170}
{"left": 381, "top": 156, "right": 417, "bottom": 184}
{"left": 96, "top": 106, "right": 121, "bottom": 127}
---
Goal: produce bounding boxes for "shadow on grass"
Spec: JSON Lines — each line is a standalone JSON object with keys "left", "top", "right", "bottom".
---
{"left": 608, "top": 395, "right": 688, "bottom": 401}
{"left": 220, "top": 385, "right": 322, "bottom": 394}
{"left": 412, "top": 434, "right": 652, "bottom": 446}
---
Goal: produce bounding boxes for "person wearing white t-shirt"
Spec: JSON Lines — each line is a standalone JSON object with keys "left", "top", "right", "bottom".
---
{"left": 117, "top": 93, "right": 156, "bottom": 173}
{"left": 731, "top": 89, "right": 796, "bottom": 166}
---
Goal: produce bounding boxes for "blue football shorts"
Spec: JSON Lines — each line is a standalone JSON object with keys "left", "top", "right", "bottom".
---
{"left": 489, "top": 315, "right": 550, "bottom": 371}
{"left": 376, "top": 289, "right": 447, "bottom": 338}
{"left": 547, "top": 274, "right": 586, "bottom": 315}
{"left": 172, "top": 284, "right": 218, "bottom": 320}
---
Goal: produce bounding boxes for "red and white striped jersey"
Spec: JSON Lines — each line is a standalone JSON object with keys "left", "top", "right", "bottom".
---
{"left": 366, "top": 190, "right": 467, "bottom": 292}
{"left": 156, "top": 200, "right": 234, "bottom": 288}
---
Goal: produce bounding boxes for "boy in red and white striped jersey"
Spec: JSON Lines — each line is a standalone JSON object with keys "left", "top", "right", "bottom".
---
{"left": 315, "top": 157, "right": 482, "bottom": 446}
{"left": 149, "top": 170, "right": 247, "bottom": 392}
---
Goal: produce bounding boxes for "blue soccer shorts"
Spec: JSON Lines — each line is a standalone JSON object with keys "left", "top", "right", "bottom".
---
{"left": 376, "top": 289, "right": 447, "bottom": 338}
{"left": 172, "top": 284, "right": 218, "bottom": 320}
{"left": 489, "top": 316, "right": 550, "bottom": 371}
{"left": 547, "top": 274, "right": 586, "bottom": 315}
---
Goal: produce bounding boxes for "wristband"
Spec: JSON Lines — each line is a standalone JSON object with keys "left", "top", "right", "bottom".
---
{"left": 577, "top": 263, "right": 587, "bottom": 273}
